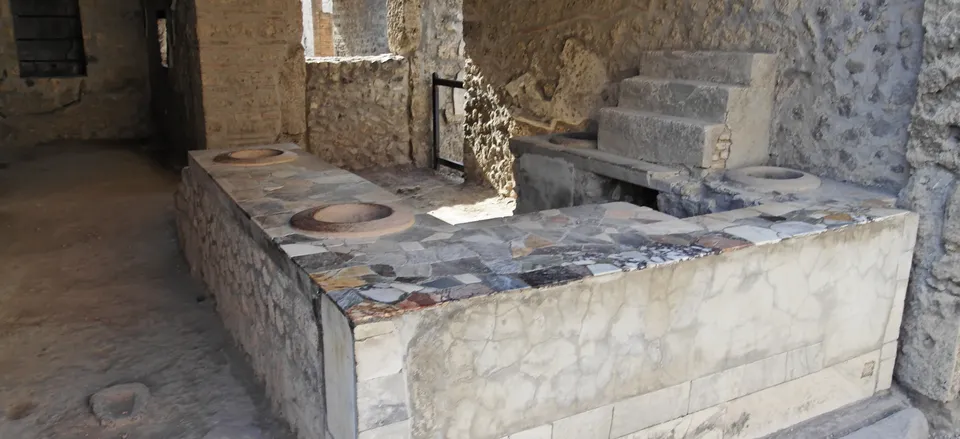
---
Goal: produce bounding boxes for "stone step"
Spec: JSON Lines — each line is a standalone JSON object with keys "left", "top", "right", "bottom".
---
{"left": 635, "top": 51, "right": 776, "bottom": 86}
{"left": 618, "top": 76, "right": 749, "bottom": 123}
{"left": 597, "top": 107, "right": 725, "bottom": 169}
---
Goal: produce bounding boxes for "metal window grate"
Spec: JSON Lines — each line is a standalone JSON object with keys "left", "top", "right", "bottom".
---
{"left": 10, "top": 0, "right": 87, "bottom": 78}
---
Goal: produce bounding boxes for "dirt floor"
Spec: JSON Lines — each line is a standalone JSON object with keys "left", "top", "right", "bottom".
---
{"left": 356, "top": 165, "right": 515, "bottom": 224}
{"left": 0, "top": 143, "right": 293, "bottom": 439}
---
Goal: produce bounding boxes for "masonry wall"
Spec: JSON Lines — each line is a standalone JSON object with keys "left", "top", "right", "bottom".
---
{"left": 306, "top": 55, "right": 412, "bottom": 169}
{"left": 192, "top": 0, "right": 306, "bottom": 149}
{"left": 389, "top": 0, "right": 466, "bottom": 169}
{"left": 0, "top": 0, "right": 151, "bottom": 147}
{"left": 896, "top": 0, "right": 960, "bottom": 428}
{"left": 462, "top": 0, "right": 924, "bottom": 194}
{"left": 175, "top": 162, "right": 326, "bottom": 439}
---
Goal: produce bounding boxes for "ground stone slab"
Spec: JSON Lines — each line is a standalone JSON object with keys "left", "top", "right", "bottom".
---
{"left": 202, "top": 425, "right": 265, "bottom": 439}
{"left": 89, "top": 382, "right": 150, "bottom": 426}
{"left": 841, "top": 408, "right": 929, "bottom": 439}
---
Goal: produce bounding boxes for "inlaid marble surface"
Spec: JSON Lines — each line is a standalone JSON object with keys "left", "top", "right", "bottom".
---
{"left": 188, "top": 145, "right": 914, "bottom": 325}
{"left": 181, "top": 144, "right": 919, "bottom": 439}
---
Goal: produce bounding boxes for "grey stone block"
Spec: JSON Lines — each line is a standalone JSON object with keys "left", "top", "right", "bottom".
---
{"left": 598, "top": 107, "right": 723, "bottom": 168}
{"left": 635, "top": 51, "right": 777, "bottom": 86}
{"left": 619, "top": 76, "right": 747, "bottom": 123}
{"left": 842, "top": 409, "right": 929, "bottom": 439}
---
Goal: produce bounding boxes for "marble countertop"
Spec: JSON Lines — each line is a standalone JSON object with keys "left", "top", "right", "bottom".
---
{"left": 190, "top": 145, "right": 912, "bottom": 325}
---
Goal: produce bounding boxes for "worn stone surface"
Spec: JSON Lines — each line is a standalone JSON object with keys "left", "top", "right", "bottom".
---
{"left": 306, "top": 55, "right": 412, "bottom": 170}
{"left": 841, "top": 408, "right": 929, "bottom": 439}
{"left": 0, "top": 144, "right": 293, "bottom": 439}
{"left": 175, "top": 166, "right": 325, "bottom": 439}
{"left": 598, "top": 107, "right": 722, "bottom": 168}
{"left": 896, "top": 0, "right": 960, "bottom": 411}
{"left": 766, "top": 390, "right": 913, "bottom": 439}
{"left": 89, "top": 383, "right": 150, "bottom": 427}
{"left": 0, "top": 0, "right": 151, "bottom": 147}
{"left": 463, "top": 0, "right": 924, "bottom": 191}
{"left": 202, "top": 426, "right": 266, "bottom": 439}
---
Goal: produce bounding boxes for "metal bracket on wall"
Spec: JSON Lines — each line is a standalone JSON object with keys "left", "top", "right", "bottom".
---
{"left": 431, "top": 73, "right": 465, "bottom": 172}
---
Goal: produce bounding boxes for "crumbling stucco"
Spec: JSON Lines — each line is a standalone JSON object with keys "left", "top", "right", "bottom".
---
{"left": 463, "top": 0, "right": 924, "bottom": 192}
{"left": 0, "top": 0, "right": 151, "bottom": 147}
{"left": 896, "top": 0, "right": 960, "bottom": 410}
{"left": 306, "top": 55, "right": 412, "bottom": 170}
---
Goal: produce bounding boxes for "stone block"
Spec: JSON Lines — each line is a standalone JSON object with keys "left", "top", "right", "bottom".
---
{"left": 634, "top": 51, "right": 777, "bottom": 87}
{"left": 513, "top": 153, "right": 576, "bottom": 214}
{"left": 619, "top": 77, "right": 746, "bottom": 123}
{"left": 609, "top": 382, "right": 689, "bottom": 437}
{"left": 598, "top": 107, "right": 722, "bottom": 168}
{"left": 620, "top": 350, "right": 881, "bottom": 439}
{"left": 551, "top": 406, "right": 612, "bottom": 439}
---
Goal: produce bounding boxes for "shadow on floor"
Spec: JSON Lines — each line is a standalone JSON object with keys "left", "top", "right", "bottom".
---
{"left": 0, "top": 142, "right": 293, "bottom": 439}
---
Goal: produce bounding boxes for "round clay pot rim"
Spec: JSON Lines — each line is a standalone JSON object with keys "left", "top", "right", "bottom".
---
{"left": 725, "top": 166, "right": 822, "bottom": 193}
{"left": 213, "top": 148, "right": 298, "bottom": 166}
{"left": 289, "top": 203, "right": 416, "bottom": 238}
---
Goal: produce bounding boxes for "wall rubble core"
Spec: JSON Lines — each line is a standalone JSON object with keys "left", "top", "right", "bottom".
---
{"left": 306, "top": 55, "right": 413, "bottom": 170}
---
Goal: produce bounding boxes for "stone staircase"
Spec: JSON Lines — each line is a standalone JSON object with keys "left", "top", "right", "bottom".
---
{"left": 598, "top": 51, "right": 776, "bottom": 170}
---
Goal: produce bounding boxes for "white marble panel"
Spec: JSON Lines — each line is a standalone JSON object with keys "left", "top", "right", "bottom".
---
{"left": 689, "top": 351, "right": 787, "bottom": 412}
{"left": 355, "top": 320, "right": 397, "bottom": 341}
{"left": 501, "top": 425, "right": 552, "bottom": 439}
{"left": 322, "top": 295, "right": 357, "bottom": 439}
{"left": 617, "top": 351, "right": 881, "bottom": 439}
{"left": 609, "top": 381, "right": 689, "bottom": 438}
{"left": 633, "top": 220, "right": 704, "bottom": 235}
{"left": 552, "top": 406, "right": 612, "bottom": 439}
{"left": 356, "top": 331, "right": 403, "bottom": 381}
{"left": 403, "top": 219, "right": 909, "bottom": 439}
{"left": 358, "top": 373, "right": 409, "bottom": 432}
{"left": 785, "top": 343, "right": 824, "bottom": 381}
{"left": 885, "top": 279, "right": 910, "bottom": 343}
{"left": 724, "top": 225, "right": 781, "bottom": 244}
{"left": 359, "top": 420, "right": 410, "bottom": 439}
{"left": 752, "top": 202, "right": 806, "bottom": 217}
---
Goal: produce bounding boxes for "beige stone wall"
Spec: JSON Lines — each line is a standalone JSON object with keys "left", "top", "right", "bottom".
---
{"left": 306, "top": 55, "right": 412, "bottom": 170}
{"left": 0, "top": 0, "right": 151, "bottom": 147}
{"left": 463, "top": 0, "right": 924, "bottom": 193}
{"left": 192, "top": 0, "right": 306, "bottom": 149}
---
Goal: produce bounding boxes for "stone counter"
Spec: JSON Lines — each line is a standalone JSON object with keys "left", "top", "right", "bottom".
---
{"left": 176, "top": 144, "right": 918, "bottom": 439}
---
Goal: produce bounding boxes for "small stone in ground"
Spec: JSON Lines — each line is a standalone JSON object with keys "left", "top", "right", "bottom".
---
{"left": 89, "top": 382, "right": 150, "bottom": 426}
